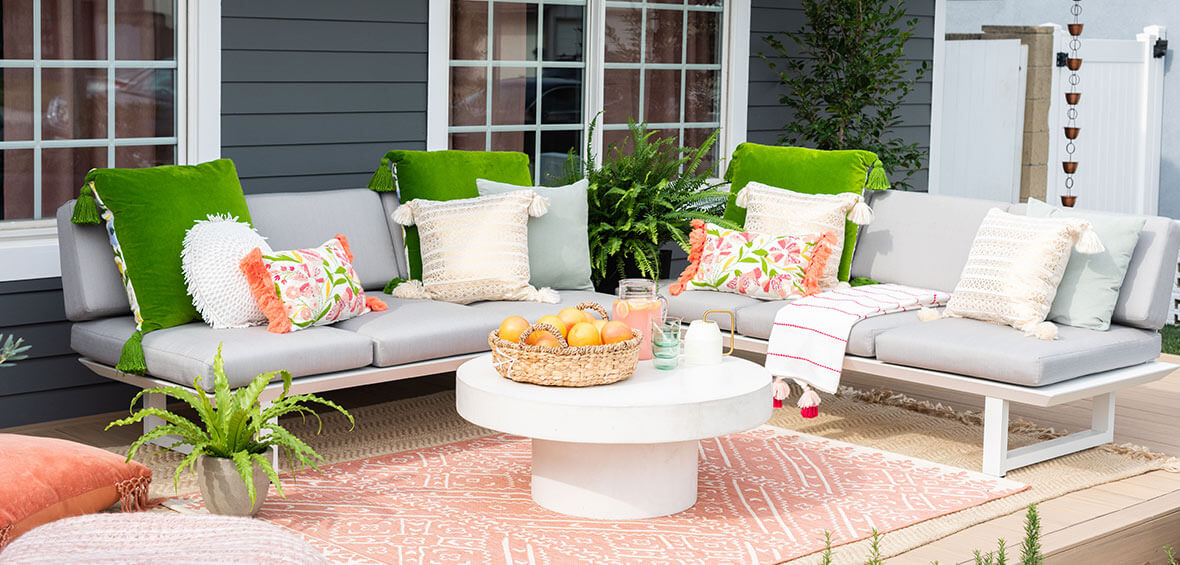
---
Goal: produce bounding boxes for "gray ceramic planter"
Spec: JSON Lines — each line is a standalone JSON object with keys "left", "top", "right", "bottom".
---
{"left": 196, "top": 454, "right": 270, "bottom": 516}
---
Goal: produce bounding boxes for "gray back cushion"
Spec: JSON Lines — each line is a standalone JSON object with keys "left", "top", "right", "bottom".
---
{"left": 246, "top": 189, "right": 403, "bottom": 290}
{"left": 57, "top": 200, "right": 131, "bottom": 321}
{"left": 851, "top": 190, "right": 1012, "bottom": 292}
{"left": 1110, "top": 215, "right": 1180, "bottom": 329}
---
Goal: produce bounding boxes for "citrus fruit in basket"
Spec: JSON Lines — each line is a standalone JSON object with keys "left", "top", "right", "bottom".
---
{"left": 532, "top": 333, "right": 561, "bottom": 348}
{"left": 535, "top": 315, "right": 569, "bottom": 338}
{"left": 567, "top": 322, "right": 603, "bottom": 347}
{"left": 557, "top": 307, "right": 589, "bottom": 328}
{"left": 498, "top": 316, "right": 531, "bottom": 343}
{"left": 600, "top": 321, "right": 633, "bottom": 345}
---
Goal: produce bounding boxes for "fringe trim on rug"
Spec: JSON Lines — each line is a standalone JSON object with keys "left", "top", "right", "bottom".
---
{"left": 0, "top": 524, "right": 11, "bottom": 550}
{"left": 833, "top": 385, "right": 1180, "bottom": 472}
{"left": 117, "top": 476, "right": 152, "bottom": 512}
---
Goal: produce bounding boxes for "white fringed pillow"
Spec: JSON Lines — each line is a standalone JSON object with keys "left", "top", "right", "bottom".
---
{"left": 389, "top": 190, "right": 559, "bottom": 305}
{"left": 181, "top": 215, "right": 271, "bottom": 328}
{"left": 735, "top": 181, "right": 873, "bottom": 290}
{"left": 944, "top": 208, "right": 1104, "bottom": 339}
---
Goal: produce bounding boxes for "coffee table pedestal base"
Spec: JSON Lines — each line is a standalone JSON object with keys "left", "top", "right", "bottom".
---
{"left": 531, "top": 438, "right": 698, "bottom": 520}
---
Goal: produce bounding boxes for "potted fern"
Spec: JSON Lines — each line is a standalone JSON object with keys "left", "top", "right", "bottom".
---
{"left": 107, "top": 346, "right": 354, "bottom": 516}
{"left": 558, "top": 118, "right": 737, "bottom": 292}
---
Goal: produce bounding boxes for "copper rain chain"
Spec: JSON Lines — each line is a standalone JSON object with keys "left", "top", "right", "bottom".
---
{"left": 1062, "top": 0, "right": 1083, "bottom": 207}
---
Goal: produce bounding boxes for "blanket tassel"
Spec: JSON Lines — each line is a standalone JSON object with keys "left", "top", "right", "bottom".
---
{"left": 798, "top": 383, "right": 821, "bottom": 419}
{"left": 771, "top": 377, "right": 790, "bottom": 408}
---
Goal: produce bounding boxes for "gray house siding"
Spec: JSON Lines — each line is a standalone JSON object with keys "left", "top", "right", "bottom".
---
{"left": 746, "top": 0, "right": 935, "bottom": 191}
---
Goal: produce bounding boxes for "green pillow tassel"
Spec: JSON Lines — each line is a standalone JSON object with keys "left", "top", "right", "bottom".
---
{"left": 367, "top": 156, "right": 396, "bottom": 192}
{"left": 383, "top": 277, "right": 406, "bottom": 294}
{"left": 71, "top": 182, "right": 102, "bottom": 224}
{"left": 116, "top": 330, "right": 147, "bottom": 375}
{"left": 849, "top": 277, "right": 879, "bottom": 287}
{"left": 864, "top": 161, "right": 891, "bottom": 191}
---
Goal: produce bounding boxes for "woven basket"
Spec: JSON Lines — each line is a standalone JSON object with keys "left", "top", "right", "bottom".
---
{"left": 488, "top": 302, "right": 642, "bottom": 387}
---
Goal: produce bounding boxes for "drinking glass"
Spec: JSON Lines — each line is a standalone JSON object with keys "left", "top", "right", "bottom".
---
{"left": 651, "top": 317, "right": 681, "bottom": 370}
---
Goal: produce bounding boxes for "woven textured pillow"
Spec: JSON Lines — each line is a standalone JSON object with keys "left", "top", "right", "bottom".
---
{"left": 944, "top": 208, "right": 1105, "bottom": 338}
{"left": 0, "top": 434, "right": 152, "bottom": 550}
{"left": 669, "top": 220, "right": 837, "bottom": 300}
{"left": 390, "top": 191, "right": 559, "bottom": 304}
{"left": 735, "top": 181, "right": 872, "bottom": 291}
{"left": 239, "top": 235, "right": 387, "bottom": 333}
{"left": 182, "top": 215, "right": 271, "bottom": 329}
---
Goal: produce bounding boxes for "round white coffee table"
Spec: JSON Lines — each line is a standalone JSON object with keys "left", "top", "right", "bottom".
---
{"left": 455, "top": 355, "right": 772, "bottom": 520}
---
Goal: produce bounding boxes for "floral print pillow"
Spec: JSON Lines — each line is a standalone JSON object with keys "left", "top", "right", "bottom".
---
{"left": 239, "top": 234, "right": 386, "bottom": 333}
{"left": 669, "top": 220, "right": 838, "bottom": 300}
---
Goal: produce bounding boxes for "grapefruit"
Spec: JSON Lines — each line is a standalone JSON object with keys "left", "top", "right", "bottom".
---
{"left": 557, "top": 307, "right": 590, "bottom": 329}
{"left": 567, "top": 322, "right": 603, "bottom": 347}
{"left": 498, "top": 316, "right": 531, "bottom": 343}
{"left": 600, "top": 321, "right": 633, "bottom": 345}
{"left": 532, "top": 333, "right": 561, "bottom": 348}
{"left": 535, "top": 315, "right": 569, "bottom": 338}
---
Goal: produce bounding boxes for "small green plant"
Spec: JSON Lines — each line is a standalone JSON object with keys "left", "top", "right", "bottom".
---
{"left": 866, "top": 529, "right": 884, "bottom": 564}
{"left": 1164, "top": 545, "right": 1176, "bottom": 565}
{"left": 107, "top": 346, "right": 354, "bottom": 506}
{"left": 558, "top": 116, "right": 737, "bottom": 286}
{"left": 819, "top": 531, "right": 833, "bottom": 565}
{"left": 1020, "top": 503, "right": 1042, "bottom": 565}
{"left": 0, "top": 334, "right": 30, "bottom": 367}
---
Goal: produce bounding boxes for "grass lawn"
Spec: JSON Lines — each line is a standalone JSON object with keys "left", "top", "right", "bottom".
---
{"left": 1162, "top": 325, "right": 1180, "bottom": 355}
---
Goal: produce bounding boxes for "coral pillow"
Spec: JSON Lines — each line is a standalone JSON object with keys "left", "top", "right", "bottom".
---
{"left": 669, "top": 220, "right": 837, "bottom": 300}
{"left": 239, "top": 234, "right": 387, "bottom": 333}
{"left": 0, "top": 434, "right": 152, "bottom": 550}
{"left": 181, "top": 215, "right": 271, "bottom": 329}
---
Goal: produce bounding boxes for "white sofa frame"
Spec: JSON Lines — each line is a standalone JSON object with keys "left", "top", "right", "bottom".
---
{"left": 727, "top": 334, "right": 1176, "bottom": 477}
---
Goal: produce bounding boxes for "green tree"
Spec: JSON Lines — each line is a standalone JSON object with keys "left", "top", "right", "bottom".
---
{"left": 762, "top": 0, "right": 929, "bottom": 191}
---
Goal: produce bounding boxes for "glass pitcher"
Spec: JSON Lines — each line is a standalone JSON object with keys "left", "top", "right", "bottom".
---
{"left": 613, "top": 279, "right": 666, "bottom": 361}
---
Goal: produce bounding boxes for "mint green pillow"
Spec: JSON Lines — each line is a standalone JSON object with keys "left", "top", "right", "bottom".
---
{"left": 367, "top": 150, "right": 533, "bottom": 281}
{"left": 722, "top": 143, "right": 890, "bottom": 281}
{"left": 477, "top": 178, "right": 593, "bottom": 291}
{"left": 1026, "top": 198, "right": 1145, "bottom": 330}
{"left": 70, "top": 159, "right": 251, "bottom": 373}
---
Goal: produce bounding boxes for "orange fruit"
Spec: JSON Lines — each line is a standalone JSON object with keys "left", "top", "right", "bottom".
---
{"left": 532, "top": 333, "right": 561, "bottom": 348}
{"left": 498, "top": 316, "right": 531, "bottom": 343}
{"left": 557, "top": 307, "right": 590, "bottom": 329}
{"left": 567, "top": 322, "right": 603, "bottom": 347}
{"left": 592, "top": 320, "right": 608, "bottom": 332}
{"left": 600, "top": 321, "right": 633, "bottom": 344}
{"left": 535, "top": 315, "right": 569, "bottom": 338}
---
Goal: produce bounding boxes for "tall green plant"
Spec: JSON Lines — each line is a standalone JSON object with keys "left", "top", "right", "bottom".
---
{"left": 558, "top": 118, "right": 736, "bottom": 285}
{"left": 762, "top": 0, "right": 929, "bottom": 191}
{"left": 107, "top": 346, "right": 355, "bottom": 506}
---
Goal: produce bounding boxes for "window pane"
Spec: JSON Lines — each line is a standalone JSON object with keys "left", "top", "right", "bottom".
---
{"left": 450, "top": 67, "right": 487, "bottom": 127}
{"left": 491, "top": 130, "right": 535, "bottom": 171}
{"left": 2, "top": 69, "right": 34, "bottom": 141}
{"left": 1, "top": 150, "right": 34, "bottom": 220}
{"left": 542, "top": 5, "right": 583, "bottom": 62}
{"left": 43, "top": 146, "right": 105, "bottom": 216}
{"left": 541, "top": 69, "right": 581, "bottom": 125}
{"left": 538, "top": 130, "right": 578, "bottom": 184}
{"left": 492, "top": 66, "right": 535, "bottom": 126}
{"left": 689, "top": 0, "right": 722, "bottom": 5}
{"left": 685, "top": 70, "right": 719, "bottom": 123}
{"left": 42, "top": 68, "right": 107, "bottom": 140}
{"left": 604, "top": 7, "right": 640, "bottom": 63}
{"left": 451, "top": 0, "right": 487, "bottom": 60}
{"left": 603, "top": 128, "right": 629, "bottom": 156}
{"left": 683, "top": 127, "right": 718, "bottom": 174}
{"left": 645, "top": 8, "right": 683, "bottom": 64}
{"left": 115, "top": 145, "right": 174, "bottom": 169}
{"left": 650, "top": 0, "right": 683, "bottom": 4}
{"left": 450, "top": 132, "right": 485, "bottom": 151}
{"left": 42, "top": 0, "right": 107, "bottom": 60}
{"left": 644, "top": 69, "right": 681, "bottom": 124}
{"left": 115, "top": 69, "right": 174, "bottom": 137}
{"left": 493, "top": 2, "right": 537, "bottom": 61}
{"left": 1, "top": 1, "right": 34, "bottom": 59}
{"left": 686, "top": 11, "right": 720, "bottom": 64}
{"left": 603, "top": 69, "right": 639, "bottom": 125}
{"left": 115, "top": 0, "right": 175, "bottom": 60}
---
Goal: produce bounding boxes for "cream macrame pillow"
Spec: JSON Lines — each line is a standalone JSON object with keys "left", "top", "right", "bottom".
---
{"left": 735, "top": 181, "right": 873, "bottom": 289}
{"left": 389, "top": 190, "right": 559, "bottom": 305}
{"left": 181, "top": 215, "right": 271, "bottom": 329}
{"left": 942, "top": 208, "right": 1104, "bottom": 339}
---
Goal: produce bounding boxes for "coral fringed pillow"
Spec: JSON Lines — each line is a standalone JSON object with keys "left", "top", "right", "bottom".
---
{"left": 239, "top": 234, "right": 387, "bottom": 333}
{"left": 0, "top": 434, "right": 152, "bottom": 550}
{"left": 669, "top": 220, "right": 837, "bottom": 300}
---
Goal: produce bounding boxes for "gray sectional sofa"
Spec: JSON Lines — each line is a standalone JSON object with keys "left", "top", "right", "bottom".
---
{"left": 57, "top": 187, "right": 1180, "bottom": 476}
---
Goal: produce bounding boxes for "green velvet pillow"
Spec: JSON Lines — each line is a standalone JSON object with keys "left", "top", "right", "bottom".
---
{"left": 367, "top": 150, "right": 533, "bottom": 281}
{"left": 70, "top": 159, "right": 251, "bottom": 374}
{"left": 722, "top": 143, "right": 889, "bottom": 281}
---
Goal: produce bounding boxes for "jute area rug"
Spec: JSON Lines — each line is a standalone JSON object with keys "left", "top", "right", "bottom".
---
{"left": 121, "top": 385, "right": 1175, "bottom": 564}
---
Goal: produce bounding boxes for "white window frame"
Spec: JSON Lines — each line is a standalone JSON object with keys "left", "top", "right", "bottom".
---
{"left": 0, "top": 0, "right": 220, "bottom": 282}
{"left": 426, "top": 0, "right": 750, "bottom": 172}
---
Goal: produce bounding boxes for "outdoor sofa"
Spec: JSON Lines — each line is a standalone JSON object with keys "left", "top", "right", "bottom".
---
{"left": 56, "top": 185, "right": 1180, "bottom": 477}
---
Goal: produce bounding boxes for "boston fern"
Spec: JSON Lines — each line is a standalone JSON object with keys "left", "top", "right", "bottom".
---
{"left": 559, "top": 118, "right": 737, "bottom": 285}
{"left": 107, "top": 346, "right": 354, "bottom": 506}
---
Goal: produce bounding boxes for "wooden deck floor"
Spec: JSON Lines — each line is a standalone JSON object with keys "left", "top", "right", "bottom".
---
{"left": 4, "top": 364, "right": 1179, "bottom": 563}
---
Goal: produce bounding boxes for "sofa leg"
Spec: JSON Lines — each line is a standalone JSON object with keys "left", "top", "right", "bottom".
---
{"left": 982, "top": 397, "right": 1010, "bottom": 477}
{"left": 981, "top": 393, "right": 1117, "bottom": 477}
{"left": 143, "top": 391, "right": 191, "bottom": 454}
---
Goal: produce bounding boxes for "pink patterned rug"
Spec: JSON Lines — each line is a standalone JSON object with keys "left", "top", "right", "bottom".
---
{"left": 187, "top": 426, "right": 1027, "bottom": 564}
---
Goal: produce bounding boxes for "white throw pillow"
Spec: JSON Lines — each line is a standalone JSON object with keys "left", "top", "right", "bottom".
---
{"left": 181, "top": 215, "right": 272, "bottom": 329}
{"left": 944, "top": 208, "right": 1104, "bottom": 338}
{"left": 735, "top": 181, "right": 872, "bottom": 290}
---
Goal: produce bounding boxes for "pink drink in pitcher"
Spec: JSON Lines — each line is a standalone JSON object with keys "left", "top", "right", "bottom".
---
{"left": 613, "top": 279, "right": 666, "bottom": 361}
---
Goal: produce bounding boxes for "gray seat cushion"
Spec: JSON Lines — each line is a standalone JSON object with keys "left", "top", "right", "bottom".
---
{"left": 734, "top": 300, "right": 926, "bottom": 357}
{"left": 874, "top": 318, "right": 1161, "bottom": 387}
{"left": 332, "top": 294, "right": 505, "bottom": 366}
{"left": 466, "top": 290, "right": 618, "bottom": 321}
{"left": 72, "top": 317, "right": 375, "bottom": 389}
{"left": 658, "top": 281, "right": 761, "bottom": 330}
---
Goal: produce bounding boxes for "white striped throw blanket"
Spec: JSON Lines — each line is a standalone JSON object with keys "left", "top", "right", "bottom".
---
{"left": 766, "top": 284, "right": 950, "bottom": 416}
